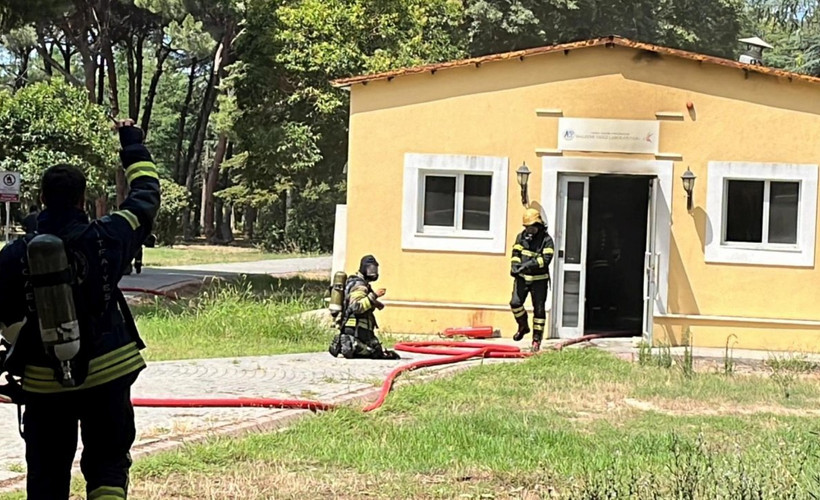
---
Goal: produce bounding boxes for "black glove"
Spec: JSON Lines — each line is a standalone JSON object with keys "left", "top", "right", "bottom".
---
{"left": 511, "top": 263, "right": 524, "bottom": 276}
{"left": 118, "top": 124, "right": 145, "bottom": 148}
{"left": 520, "top": 259, "right": 539, "bottom": 272}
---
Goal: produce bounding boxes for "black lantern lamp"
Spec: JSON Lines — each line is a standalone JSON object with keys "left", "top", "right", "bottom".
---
{"left": 516, "top": 162, "right": 531, "bottom": 206}
{"left": 681, "top": 167, "right": 696, "bottom": 212}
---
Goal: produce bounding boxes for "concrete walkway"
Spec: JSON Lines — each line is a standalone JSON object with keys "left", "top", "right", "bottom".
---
{"left": 119, "top": 256, "right": 332, "bottom": 298}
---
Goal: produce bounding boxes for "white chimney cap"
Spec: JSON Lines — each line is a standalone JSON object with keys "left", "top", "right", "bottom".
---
{"left": 739, "top": 36, "right": 774, "bottom": 49}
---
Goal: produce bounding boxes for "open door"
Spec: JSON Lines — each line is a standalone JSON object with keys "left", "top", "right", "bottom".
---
{"left": 552, "top": 176, "right": 589, "bottom": 339}
{"left": 642, "top": 177, "right": 660, "bottom": 343}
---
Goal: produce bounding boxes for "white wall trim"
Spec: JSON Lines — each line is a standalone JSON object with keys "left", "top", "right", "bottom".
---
{"left": 705, "top": 161, "right": 818, "bottom": 267}
{"left": 331, "top": 204, "right": 347, "bottom": 280}
{"left": 541, "top": 157, "right": 674, "bottom": 319}
{"left": 402, "top": 153, "right": 509, "bottom": 254}
{"left": 658, "top": 313, "right": 820, "bottom": 328}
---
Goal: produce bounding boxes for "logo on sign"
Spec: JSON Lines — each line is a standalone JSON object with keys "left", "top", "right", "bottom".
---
{"left": 3, "top": 174, "right": 15, "bottom": 187}
{"left": 645, "top": 133, "right": 654, "bottom": 144}
{"left": 563, "top": 130, "right": 575, "bottom": 141}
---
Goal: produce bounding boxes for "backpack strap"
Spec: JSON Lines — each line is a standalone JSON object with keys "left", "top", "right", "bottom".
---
{"left": 114, "top": 288, "right": 145, "bottom": 350}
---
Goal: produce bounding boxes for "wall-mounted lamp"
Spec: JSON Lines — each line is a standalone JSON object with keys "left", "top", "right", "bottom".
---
{"left": 516, "top": 162, "right": 531, "bottom": 206}
{"left": 681, "top": 167, "right": 696, "bottom": 212}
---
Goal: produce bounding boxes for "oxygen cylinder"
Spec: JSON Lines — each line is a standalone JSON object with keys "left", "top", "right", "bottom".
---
{"left": 27, "top": 234, "right": 81, "bottom": 387}
{"left": 329, "top": 271, "right": 347, "bottom": 318}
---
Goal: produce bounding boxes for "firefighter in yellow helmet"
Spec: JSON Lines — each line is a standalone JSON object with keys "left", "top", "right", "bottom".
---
{"left": 509, "top": 208, "right": 555, "bottom": 352}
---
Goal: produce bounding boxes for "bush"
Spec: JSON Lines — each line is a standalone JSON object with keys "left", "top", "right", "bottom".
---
{"left": 155, "top": 178, "right": 192, "bottom": 246}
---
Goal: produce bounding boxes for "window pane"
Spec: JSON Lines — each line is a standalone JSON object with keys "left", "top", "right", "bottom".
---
{"left": 561, "top": 270, "right": 580, "bottom": 328}
{"left": 725, "top": 180, "right": 763, "bottom": 243}
{"left": 769, "top": 182, "right": 799, "bottom": 244}
{"left": 423, "top": 176, "right": 456, "bottom": 227}
{"left": 463, "top": 175, "right": 492, "bottom": 231}
{"left": 564, "top": 182, "right": 585, "bottom": 264}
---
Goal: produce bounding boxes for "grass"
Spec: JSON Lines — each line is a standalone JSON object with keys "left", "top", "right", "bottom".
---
{"left": 133, "top": 275, "right": 334, "bottom": 361}
{"left": 27, "top": 349, "right": 815, "bottom": 500}
{"left": 141, "top": 245, "right": 311, "bottom": 267}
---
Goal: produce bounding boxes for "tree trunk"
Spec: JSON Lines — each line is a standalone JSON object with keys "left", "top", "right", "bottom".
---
{"left": 14, "top": 49, "right": 30, "bottom": 89}
{"left": 174, "top": 61, "right": 197, "bottom": 183}
{"left": 245, "top": 205, "right": 256, "bottom": 240}
{"left": 95, "top": 197, "right": 107, "bottom": 218}
{"left": 126, "top": 38, "right": 137, "bottom": 120}
{"left": 140, "top": 44, "right": 170, "bottom": 137}
{"left": 37, "top": 28, "right": 52, "bottom": 76}
{"left": 203, "top": 134, "right": 228, "bottom": 239}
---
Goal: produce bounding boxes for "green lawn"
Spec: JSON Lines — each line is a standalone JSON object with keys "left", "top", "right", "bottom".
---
{"left": 141, "top": 245, "right": 309, "bottom": 267}
{"left": 35, "top": 349, "right": 816, "bottom": 499}
{"left": 133, "top": 276, "right": 334, "bottom": 361}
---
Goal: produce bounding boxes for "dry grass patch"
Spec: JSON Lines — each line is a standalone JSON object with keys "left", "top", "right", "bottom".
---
{"left": 130, "top": 462, "right": 558, "bottom": 500}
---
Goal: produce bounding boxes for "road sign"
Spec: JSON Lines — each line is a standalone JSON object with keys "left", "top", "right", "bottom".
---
{"left": 0, "top": 172, "right": 20, "bottom": 203}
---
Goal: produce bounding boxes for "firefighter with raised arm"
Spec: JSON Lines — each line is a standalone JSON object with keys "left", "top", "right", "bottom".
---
{"left": 328, "top": 255, "right": 400, "bottom": 360}
{"left": 0, "top": 119, "right": 161, "bottom": 500}
{"left": 509, "top": 208, "right": 555, "bottom": 352}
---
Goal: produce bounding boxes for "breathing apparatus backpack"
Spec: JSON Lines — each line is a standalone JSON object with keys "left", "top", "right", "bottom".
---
{"left": 328, "top": 271, "right": 348, "bottom": 328}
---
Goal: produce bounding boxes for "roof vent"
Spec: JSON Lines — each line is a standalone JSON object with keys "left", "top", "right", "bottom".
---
{"left": 738, "top": 36, "right": 773, "bottom": 66}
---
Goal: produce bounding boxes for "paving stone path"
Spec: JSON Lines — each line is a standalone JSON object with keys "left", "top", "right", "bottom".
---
{"left": 0, "top": 349, "right": 469, "bottom": 488}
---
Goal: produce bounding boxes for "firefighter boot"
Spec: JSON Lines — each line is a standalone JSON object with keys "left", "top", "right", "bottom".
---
{"left": 513, "top": 318, "right": 530, "bottom": 342}
{"left": 531, "top": 340, "right": 541, "bottom": 352}
{"left": 328, "top": 334, "right": 341, "bottom": 357}
{"left": 340, "top": 334, "right": 356, "bottom": 359}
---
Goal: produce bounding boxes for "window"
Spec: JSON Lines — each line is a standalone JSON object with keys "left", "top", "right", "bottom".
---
{"left": 402, "top": 153, "right": 508, "bottom": 254}
{"left": 706, "top": 162, "right": 817, "bottom": 267}
{"left": 724, "top": 180, "right": 799, "bottom": 245}
{"left": 422, "top": 174, "right": 492, "bottom": 232}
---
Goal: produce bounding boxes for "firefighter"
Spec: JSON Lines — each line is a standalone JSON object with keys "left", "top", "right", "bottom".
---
{"left": 0, "top": 119, "right": 160, "bottom": 500}
{"left": 328, "top": 255, "right": 400, "bottom": 360}
{"left": 509, "top": 208, "right": 555, "bottom": 352}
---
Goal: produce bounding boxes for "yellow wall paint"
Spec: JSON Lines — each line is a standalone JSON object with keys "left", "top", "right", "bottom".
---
{"left": 344, "top": 45, "right": 820, "bottom": 351}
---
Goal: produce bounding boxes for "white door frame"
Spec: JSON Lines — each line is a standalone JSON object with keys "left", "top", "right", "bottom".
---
{"left": 541, "top": 157, "right": 673, "bottom": 342}
{"left": 553, "top": 176, "right": 590, "bottom": 338}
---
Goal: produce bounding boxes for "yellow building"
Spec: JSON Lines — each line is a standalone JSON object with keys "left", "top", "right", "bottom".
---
{"left": 330, "top": 36, "right": 820, "bottom": 352}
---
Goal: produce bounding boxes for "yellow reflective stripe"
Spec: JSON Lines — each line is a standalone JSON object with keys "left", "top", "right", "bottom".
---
{"left": 511, "top": 257, "right": 522, "bottom": 263}
{"left": 511, "top": 306, "right": 525, "bottom": 313}
{"left": 25, "top": 342, "right": 139, "bottom": 379}
{"left": 514, "top": 310, "right": 526, "bottom": 318}
{"left": 360, "top": 297, "right": 372, "bottom": 310}
{"left": 543, "top": 248, "right": 555, "bottom": 255}
{"left": 513, "top": 244, "right": 524, "bottom": 251}
{"left": 521, "top": 250, "right": 538, "bottom": 257}
{"left": 89, "top": 486, "right": 126, "bottom": 500}
{"left": 125, "top": 161, "right": 158, "bottom": 184}
{"left": 537, "top": 256, "right": 545, "bottom": 267}
{"left": 522, "top": 274, "right": 549, "bottom": 282}
{"left": 113, "top": 210, "right": 139, "bottom": 230}
{"left": 23, "top": 343, "right": 145, "bottom": 393}
{"left": 533, "top": 318, "right": 546, "bottom": 324}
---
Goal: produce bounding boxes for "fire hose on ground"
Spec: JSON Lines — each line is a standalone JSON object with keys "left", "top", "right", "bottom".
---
{"left": 2, "top": 286, "right": 630, "bottom": 413}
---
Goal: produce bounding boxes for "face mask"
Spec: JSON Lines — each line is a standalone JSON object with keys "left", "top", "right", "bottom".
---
{"left": 525, "top": 225, "right": 539, "bottom": 235}
{"left": 364, "top": 264, "right": 379, "bottom": 282}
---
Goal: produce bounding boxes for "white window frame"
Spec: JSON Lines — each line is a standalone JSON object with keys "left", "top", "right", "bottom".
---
{"left": 706, "top": 161, "right": 818, "bottom": 267}
{"left": 402, "top": 153, "right": 508, "bottom": 254}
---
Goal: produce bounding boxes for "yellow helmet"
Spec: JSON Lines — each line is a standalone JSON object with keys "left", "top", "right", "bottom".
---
{"left": 522, "top": 208, "right": 543, "bottom": 226}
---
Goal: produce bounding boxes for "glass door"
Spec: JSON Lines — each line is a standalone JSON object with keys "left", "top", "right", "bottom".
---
{"left": 552, "top": 176, "right": 589, "bottom": 339}
{"left": 643, "top": 177, "right": 660, "bottom": 343}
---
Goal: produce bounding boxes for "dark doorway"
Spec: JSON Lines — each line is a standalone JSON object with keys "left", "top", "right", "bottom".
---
{"left": 585, "top": 175, "right": 651, "bottom": 335}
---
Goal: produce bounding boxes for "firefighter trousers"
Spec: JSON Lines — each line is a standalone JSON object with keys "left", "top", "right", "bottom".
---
{"left": 23, "top": 375, "right": 137, "bottom": 500}
{"left": 510, "top": 278, "right": 549, "bottom": 342}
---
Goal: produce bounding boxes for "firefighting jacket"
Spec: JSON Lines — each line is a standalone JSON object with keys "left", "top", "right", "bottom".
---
{"left": 510, "top": 227, "right": 555, "bottom": 282}
{"left": 0, "top": 143, "right": 161, "bottom": 394}
{"left": 343, "top": 273, "right": 380, "bottom": 332}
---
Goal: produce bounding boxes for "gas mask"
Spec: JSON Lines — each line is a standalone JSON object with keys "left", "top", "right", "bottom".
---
{"left": 359, "top": 255, "right": 380, "bottom": 282}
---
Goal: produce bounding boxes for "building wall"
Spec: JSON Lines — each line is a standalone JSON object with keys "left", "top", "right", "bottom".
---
{"left": 344, "top": 44, "right": 820, "bottom": 350}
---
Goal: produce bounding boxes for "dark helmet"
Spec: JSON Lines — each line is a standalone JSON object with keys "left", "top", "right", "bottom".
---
{"left": 359, "top": 255, "right": 379, "bottom": 282}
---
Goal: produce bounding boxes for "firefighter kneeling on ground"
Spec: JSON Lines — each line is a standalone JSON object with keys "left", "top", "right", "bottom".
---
{"left": 509, "top": 208, "right": 555, "bottom": 352}
{"left": 328, "top": 255, "right": 400, "bottom": 360}
{"left": 0, "top": 119, "right": 160, "bottom": 500}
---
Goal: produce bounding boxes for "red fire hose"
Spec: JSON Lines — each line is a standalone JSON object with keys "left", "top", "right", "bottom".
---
{"left": 128, "top": 333, "right": 626, "bottom": 413}
{"left": 120, "top": 287, "right": 180, "bottom": 300}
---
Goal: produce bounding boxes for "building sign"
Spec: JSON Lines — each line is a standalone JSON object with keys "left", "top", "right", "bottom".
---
{"left": 558, "top": 118, "right": 660, "bottom": 155}
{"left": 0, "top": 172, "right": 20, "bottom": 203}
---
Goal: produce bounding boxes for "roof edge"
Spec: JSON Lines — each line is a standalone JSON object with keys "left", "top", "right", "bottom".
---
{"left": 330, "top": 35, "right": 820, "bottom": 89}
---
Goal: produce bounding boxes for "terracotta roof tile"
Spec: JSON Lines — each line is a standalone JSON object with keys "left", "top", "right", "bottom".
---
{"left": 331, "top": 35, "right": 820, "bottom": 88}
